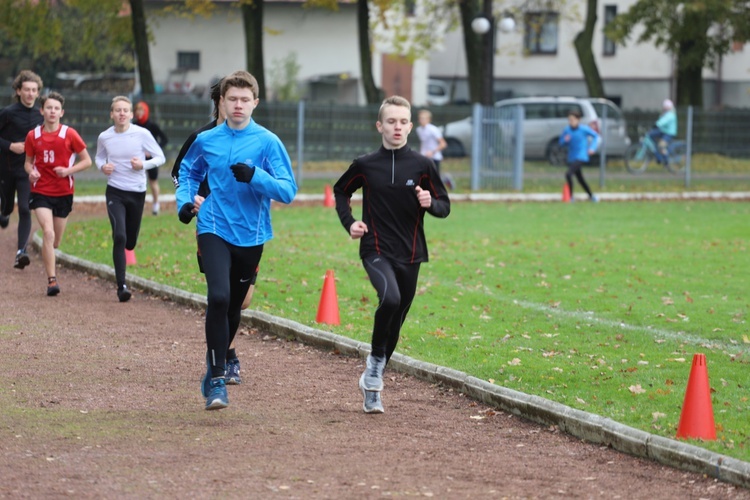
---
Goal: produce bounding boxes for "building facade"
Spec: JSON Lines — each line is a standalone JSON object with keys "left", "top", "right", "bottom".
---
{"left": 143, "top": 0, "right": 750, "bottom": 110}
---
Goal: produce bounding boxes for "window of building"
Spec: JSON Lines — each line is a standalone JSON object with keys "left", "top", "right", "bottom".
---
{"left": 524, "top": 12, "right": 559, "bottom": 55}
{"left": 603, "top": 5, "right": 617, "bottom": 56}
{"left": 404, "top": 0, "right": 416, "bottom": 16}
{"left": 177, "top": 51, "right": 200, "bottom": 71}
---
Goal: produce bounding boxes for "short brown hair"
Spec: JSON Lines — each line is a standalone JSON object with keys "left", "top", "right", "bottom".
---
{"left": 220, "top": 71, "right": 259, "bottom": 100}
{"left": 378, "top": 95, "right": 411, "bottom": 122}
{"left": 12, "top": 70, "right": 43, "bottom": 102}
{"left": 568, "top": 109, "right": 582, "bottom": 119}
{"left": 41, "top": 92, "right": 65, "bottom": 109}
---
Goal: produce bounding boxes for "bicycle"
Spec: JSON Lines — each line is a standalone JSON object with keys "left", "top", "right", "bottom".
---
{"left": 624, "top": 127, "right": 687, "bottom": 174}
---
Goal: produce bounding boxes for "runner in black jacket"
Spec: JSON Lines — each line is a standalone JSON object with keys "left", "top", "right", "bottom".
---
{"left": 334, "top": 95, "right": 450, "bottom": 414}
{"left": 0, "top": 70, "right": 43, "bottom": 269}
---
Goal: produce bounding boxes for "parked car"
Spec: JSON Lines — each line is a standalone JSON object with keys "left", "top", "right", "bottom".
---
{"left": 441, "top": 96, "right": 630, "bottom": 163}
{"left": 427, "top": 79, "right": 451, "bottom": 106}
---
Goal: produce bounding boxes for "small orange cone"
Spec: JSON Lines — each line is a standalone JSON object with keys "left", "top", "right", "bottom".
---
{"left": 316, "top": 269, "right": 340, "bottom": 325}
{"left": 676, "top": 353, "right": 716, "bottom": 440}
{"left": 125, "top": 249, "right": 137, "bottom": 266}
{"left": 562, "top": 183, "right": 571, "bottom": 202}
{"left": 323, "top": 184, "right": 334, "bottom": 208}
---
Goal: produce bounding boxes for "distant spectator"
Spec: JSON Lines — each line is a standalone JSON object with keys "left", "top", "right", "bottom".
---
{"left": 134, "top": 101, "right": 168, "bottom": 215}
{"left": 416, "top": 109, "right": 453, "bottom": 189}
{"left": 649, "top": 99, "right": 677, "bottom": 166}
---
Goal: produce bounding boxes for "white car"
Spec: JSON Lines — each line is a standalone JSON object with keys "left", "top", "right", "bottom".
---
{"left": 442, "top": 96, "right": 631, "bottom": 163}
{"left": 427, "top": 79, "right": 451, "bottom": 106}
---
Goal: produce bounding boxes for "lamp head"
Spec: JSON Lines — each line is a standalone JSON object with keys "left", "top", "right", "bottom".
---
{"left": 471, "top": 16, "right": 491, "bottom": 35}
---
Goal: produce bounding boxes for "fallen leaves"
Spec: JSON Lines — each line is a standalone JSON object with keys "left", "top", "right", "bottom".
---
{"left": 628, "top": 384, "right": 647, "bottom": 395}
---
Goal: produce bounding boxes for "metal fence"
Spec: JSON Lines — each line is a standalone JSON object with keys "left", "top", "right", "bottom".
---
{"left": 469, "top": 103, "right": 524, "bottom": 191}
{"left": 2, "top": 93, "right": 749, "bottom": 189}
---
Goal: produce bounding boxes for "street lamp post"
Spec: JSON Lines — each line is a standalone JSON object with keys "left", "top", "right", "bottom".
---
{"left": 472, "top": 5, "right": 516, "bottom": 106}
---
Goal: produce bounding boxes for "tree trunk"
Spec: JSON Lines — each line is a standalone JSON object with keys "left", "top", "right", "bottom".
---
{"left": 458, "top": 0, "right": 483, "bottom": 104}
{"left": 129, "top": 0, "right": 154, "bottom": 95}
{"left": 358, "top": 0, "right": 381, "bottom": 104}
{"left": 675, "top": 57, "right": 703, "bottom": 107}
{"left": 674, "top": 11, "right": 709, "bottom": 107}
{"left": 573, "top": 0, "right": 605, "bottom": 97}
{"left": 242, "top": 0, "right": 266, "bottom": 100}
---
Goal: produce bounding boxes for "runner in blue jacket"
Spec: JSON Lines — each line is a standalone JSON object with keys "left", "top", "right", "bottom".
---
{"left": 559, "top": 109, "right": 600, "bottom": 202}
{"left": 176, "top": 70, "right": 297, "bottom": 411}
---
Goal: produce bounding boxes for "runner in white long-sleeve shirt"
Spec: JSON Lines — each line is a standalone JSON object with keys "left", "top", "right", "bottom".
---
{"left": 95, "top": 96, "right": 165, "bottom": 302}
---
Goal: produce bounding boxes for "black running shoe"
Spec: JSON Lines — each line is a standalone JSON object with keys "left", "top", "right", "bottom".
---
{"left": 47, "top": 278, "right": 60, "bottom": 296}
{"left": 14, "top": 251, "right": 30, "bottom": 269}
{"left": 117, "top": 285, "right": 132, "bottom": 302}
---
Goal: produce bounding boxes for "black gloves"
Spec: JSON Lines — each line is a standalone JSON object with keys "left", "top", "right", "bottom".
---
{"left": 178, "top": 203, "right": 196, "bottom": 224}
{"left": 230, "top": 163, "right": 255, "bottom": 183}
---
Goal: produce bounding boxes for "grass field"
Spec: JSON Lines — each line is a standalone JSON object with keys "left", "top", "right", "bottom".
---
{"left": 61, "top": 198, "right": 750, "bottom": 462}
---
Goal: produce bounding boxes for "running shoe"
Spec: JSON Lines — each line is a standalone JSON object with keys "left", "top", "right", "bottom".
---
{"left": 0, "top": 214, "right": 8, "bottom": 229}
{"left": 47, "top": 278, "right": 60, "bottom": 297}
{"left": 14, "top": 251, "right": 30, "bottom": 269}
{"left": 205, "top": 377, "right": 229, "bottom": 410}
{"left": 590, "top": 195, "right": 600, "bottom": 203}
{"left": 225, "top": 358, "right": 242, "bottom": 385}
{"left": 117, "top": 285, "right": 132, "bottom": 302}
{"left": 359, "top": 377, "right": 384, "bottom": 414}
{"left": 152, "top": 202, "right": 160, "bottom": 216}
{"left": 360, "top": 354, "right": 385, "bottom": 392}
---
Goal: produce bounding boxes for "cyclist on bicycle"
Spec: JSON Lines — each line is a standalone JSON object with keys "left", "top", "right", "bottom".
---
{"left": 649, "top": 99, "right": 677, "bottom": 165}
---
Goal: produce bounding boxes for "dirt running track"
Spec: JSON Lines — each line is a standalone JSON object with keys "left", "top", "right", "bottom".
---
{"left": 0, "top": 214, "right": 748, "bottom": 499}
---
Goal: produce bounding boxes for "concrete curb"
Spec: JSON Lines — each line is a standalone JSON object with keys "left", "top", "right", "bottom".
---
{"left": 37, "top": 233, "right": 750, "bottom": 490}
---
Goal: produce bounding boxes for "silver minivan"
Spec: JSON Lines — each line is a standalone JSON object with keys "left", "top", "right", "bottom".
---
{"left": 442, "top": 96, "right": 630, "bottom": 163}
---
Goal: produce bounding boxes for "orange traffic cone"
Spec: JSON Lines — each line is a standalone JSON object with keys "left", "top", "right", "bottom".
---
{"left": 562, "top": 183, "right": 571, "bottom": 202}
{"left": 676, "top": 353, "right": 716, "bottom": 440}
{"left": 125, "top": 248, "right": 137, "bottom": 266}
{"left": 316, "top": 269, "right": 340, "bottom": 325}
{"left": 323, "top": 184, "right": 334, "bottom": 208}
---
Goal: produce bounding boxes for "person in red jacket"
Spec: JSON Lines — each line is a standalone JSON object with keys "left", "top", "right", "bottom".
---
{"left": 134, "top": 101, "right": 168, "bottom": 215}
{"left": 24, "top": 92, "right": 91, "bottom": 295}
{"left": 334, "top": 95, "right": 451, "bottom": 414}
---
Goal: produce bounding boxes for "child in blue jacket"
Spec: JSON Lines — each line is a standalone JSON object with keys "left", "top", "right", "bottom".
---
{"left": 559, "top": 109, "right": 600, "bottom": 202}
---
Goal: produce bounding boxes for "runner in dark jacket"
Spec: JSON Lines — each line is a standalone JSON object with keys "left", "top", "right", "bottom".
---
{"left": 334, "top": 95, "right": 450, "bottom": 414}
{"left": 0, "top": 70, "right": 44, "bottom": 268}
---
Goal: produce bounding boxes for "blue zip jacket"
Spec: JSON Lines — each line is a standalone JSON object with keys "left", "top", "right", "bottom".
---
{"left": 176, "top": 119, "right": 297, "bottom": 247}
{"left": 559, "top": 124, "right": 600, "bottom": 163}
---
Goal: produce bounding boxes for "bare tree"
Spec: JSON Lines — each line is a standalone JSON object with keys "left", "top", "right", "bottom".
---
{"left": 241, "top": 0, "right": 266, "bottom": 100}
{"left": 573, "top": 0, "right": 605, "bottom": 97}
{"left": 130, "top": 0, "right": 155, "bottom": 95}
{"left": 457, "top": 0, "right": 485, "bottom": 105}
{"left": 358, "top": 0, "right": 382, "bottom": 104}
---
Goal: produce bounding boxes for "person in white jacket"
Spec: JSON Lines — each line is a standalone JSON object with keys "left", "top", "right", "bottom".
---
{"left": 95, "top": 96, "right": 165, "bottom": 302}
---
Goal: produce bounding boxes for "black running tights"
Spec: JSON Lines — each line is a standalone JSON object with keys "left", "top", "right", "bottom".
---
{"left": 105, "top": 185, "right": 146, "bottom": 288}
{"left": 565, "top": 161, "right": 593, "bottom": 198}
{"left": 362, "top": 255, "right": 421, "bottom": 363}
{"left": 0, "top": 169, "right": 32, "bottom": 251}
{"left": 198, "top": 233, "right": 263, "bottom": 378}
